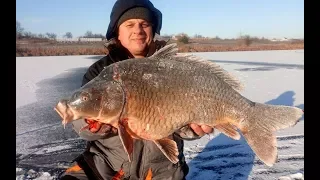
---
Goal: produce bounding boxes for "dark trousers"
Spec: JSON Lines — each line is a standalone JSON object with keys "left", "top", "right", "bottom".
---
{"left": 59, "top": 152, "right": 117, "bottom": 180}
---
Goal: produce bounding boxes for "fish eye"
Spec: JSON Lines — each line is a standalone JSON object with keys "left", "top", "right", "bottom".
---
{"left": 80, "top": 92, "right": 90, "bottom": 101}
{"left": 82, "top": 96, "right": 88, "bottom": 101}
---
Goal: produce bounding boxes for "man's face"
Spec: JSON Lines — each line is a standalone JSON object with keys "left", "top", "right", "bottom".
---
{"left": 118, "top": 19, "right": 153, "bottom": 57}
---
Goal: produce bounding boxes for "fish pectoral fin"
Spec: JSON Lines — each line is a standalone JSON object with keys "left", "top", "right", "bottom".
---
{"left": 215, "top": 123, "right": 241, "bottom": 140}
{"left": 118, "top": 120, "right": 133, "bottom": 162}
{"left": 153, "top": 138, "right": 179, "bottom": 164}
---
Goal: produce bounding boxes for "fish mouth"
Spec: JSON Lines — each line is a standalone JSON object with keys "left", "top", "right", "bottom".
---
{"left": 54, "top": 100, "right": 103, "bottom": 128}
{"left": 54, "top": 99, "right": 78, "bottom": 127}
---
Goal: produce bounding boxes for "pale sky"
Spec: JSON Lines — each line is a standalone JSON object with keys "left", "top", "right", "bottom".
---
{"left": 16, "top": 0, "right": 304, "bottom": 39}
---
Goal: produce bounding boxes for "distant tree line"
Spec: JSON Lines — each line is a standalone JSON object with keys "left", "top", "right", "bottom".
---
{"left": 79, "top": 31, "right": 105, "bottom": 39}
{"left": 16, "top": 21, "right": 105, "bottom": 40}
{"left": 17, "top": 20, "right": 299, "bottom": 45}
{"left": 16, "top": 21, "right": 57, "bottom": 39}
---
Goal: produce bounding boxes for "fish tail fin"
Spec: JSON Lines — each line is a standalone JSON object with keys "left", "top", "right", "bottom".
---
{"left": 241, "top": 102, "right": 303, "bottom": 166}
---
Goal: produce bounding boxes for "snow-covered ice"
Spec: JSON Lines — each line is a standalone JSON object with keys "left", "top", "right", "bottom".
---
{"left": 16, "top": 50, "right": 304, "bottom": 179}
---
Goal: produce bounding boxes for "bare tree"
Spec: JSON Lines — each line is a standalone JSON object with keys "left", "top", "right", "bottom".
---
{"left": 92, "top": 33, "right": 104, "bottom": 38}
{"left": 194, "top": 34, "right": 203, "bottom": 38}
{"left": 23, "top": 31, "right": 35, "bottom": 38}
{"left": 177, "top": 33, "right": 189, "bottom": 44}
{"left": 64, "top": 32, "right": 73, "bottom": 38}
{"left": 46, "top": 32, "right": 57, "bottom": 39}
{"left": 81, "top": 31, "right": 105, "bottom": 39}
{"left": 38, "top": 33, "right": 45, "bottom": 39}
{"left": 84, "top": 31, "right": 93, "bottom": 38}
{"left": 16, "top": 21, "right": 24, "bottom": 39}
{"left": 237, "top": 34, "right": 253, "bottom": 46}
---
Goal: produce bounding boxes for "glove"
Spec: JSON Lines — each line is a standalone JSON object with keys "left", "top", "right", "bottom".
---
{"left": 84, "top": 119, "right": 118, "bottom": 134}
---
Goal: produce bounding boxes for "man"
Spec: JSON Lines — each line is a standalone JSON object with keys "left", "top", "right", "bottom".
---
{"left": 59, "top": 0, "right": 213, "bottom": 179}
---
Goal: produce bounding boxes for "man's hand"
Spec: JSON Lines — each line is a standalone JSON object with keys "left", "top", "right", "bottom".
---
{"left": 84, "top": 119, "right": 118, "bottom": 134}
{"left": 175, "top": 123, "right": 214, "bottom": 140}
{"left": 189, "top": 123, "right": 213, "bottom": 136}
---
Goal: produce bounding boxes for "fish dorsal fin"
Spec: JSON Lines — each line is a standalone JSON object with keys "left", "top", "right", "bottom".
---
{"left": 179, "top": 54, "right": 244, "bottom": 91}
{"left": 150, "top": 43, "right": 178, "bottom": 59}
{"left": 151, "top": 43, "right": 244, "bottom": 91}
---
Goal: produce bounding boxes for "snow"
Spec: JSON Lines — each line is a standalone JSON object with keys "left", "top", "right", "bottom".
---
{"left": 16, "top": 50, "right": 304, "bottom": 179}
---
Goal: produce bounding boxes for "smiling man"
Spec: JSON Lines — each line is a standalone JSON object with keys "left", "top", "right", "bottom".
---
{"left": 59, "top": 0, "right": 213, "bottom": 179}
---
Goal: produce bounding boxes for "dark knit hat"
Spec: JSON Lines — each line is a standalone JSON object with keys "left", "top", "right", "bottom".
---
{"left": 117, "top": 7, "right": 155, "bottom": 28}
{"left": 106, "top": 0, "right": 162, "bottom": 40}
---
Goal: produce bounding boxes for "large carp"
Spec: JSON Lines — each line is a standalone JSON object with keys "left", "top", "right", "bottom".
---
{"left": 54, "top": 43, "right": 303, "bottom": 167}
